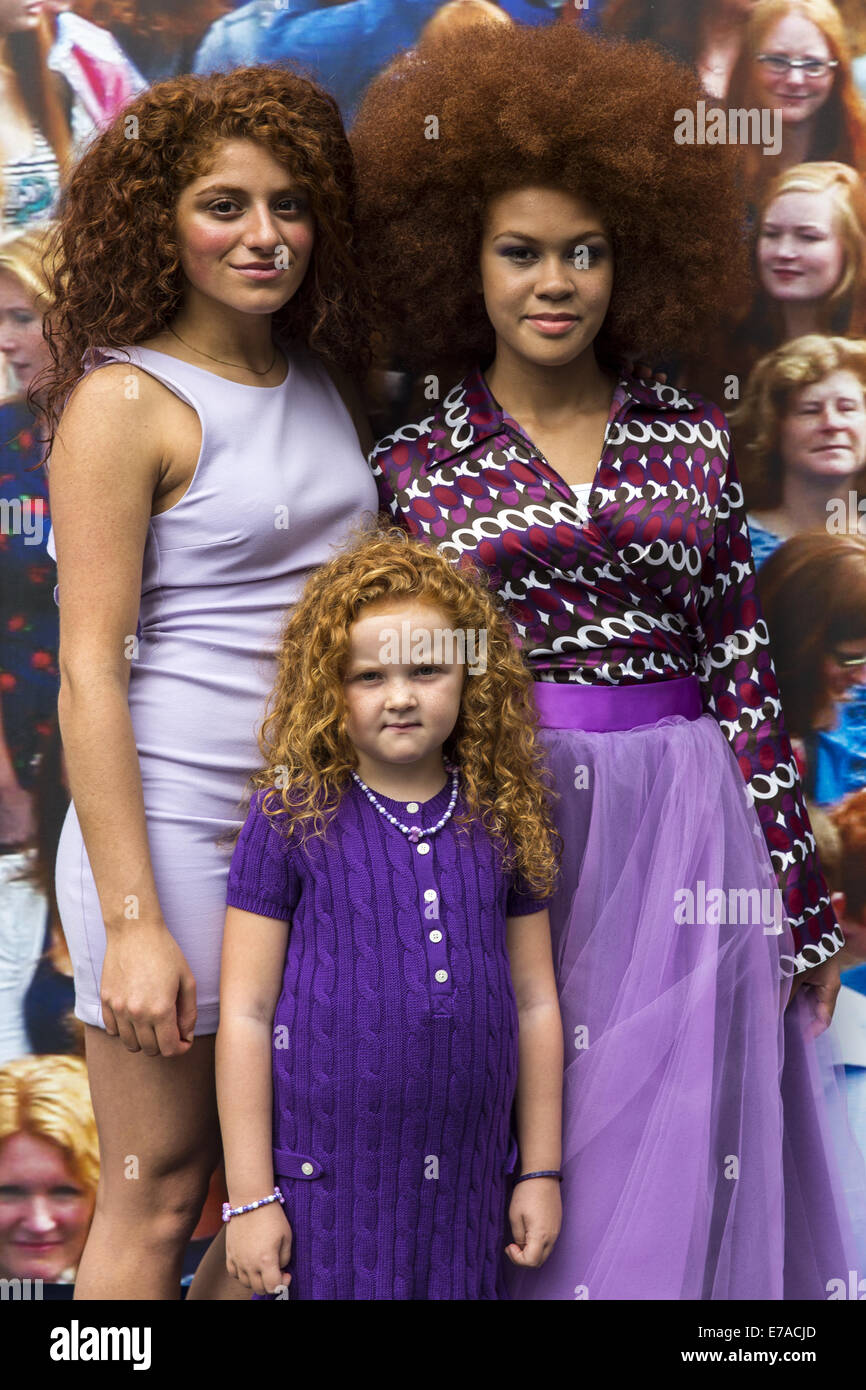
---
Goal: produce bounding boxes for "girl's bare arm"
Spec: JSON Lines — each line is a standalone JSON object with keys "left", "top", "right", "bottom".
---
{"left": 216, "top": 905, "right": 289, "bottom": 1206}
{"left": 506, "top": 907, "right": 563, "bottom": 1173}
{"left": 504, "top": 906, "right": 563, "bottom": 1268}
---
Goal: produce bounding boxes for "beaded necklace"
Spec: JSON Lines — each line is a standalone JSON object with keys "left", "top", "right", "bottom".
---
{"left": 351, "top": 760, "right": 459, "bottom": 843}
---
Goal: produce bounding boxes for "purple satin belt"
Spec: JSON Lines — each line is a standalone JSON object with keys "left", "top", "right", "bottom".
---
{"left": 531, "top": 674, "right": 703, "bottom": 732}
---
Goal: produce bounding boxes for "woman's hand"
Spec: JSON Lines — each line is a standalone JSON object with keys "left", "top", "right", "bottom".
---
{"left": 100, "top": 920, "right": 197, "bottom": 1056}
{"left": 225, "top": 1202, "right": 293, "bottom": 1296}
{"left": 504, "top": 1177, "right": 562, "bottom": 1268}
{"left": 621, "top": 353, "right": 668, "bottom": 386}
{"left": 786, "top": 953, "right": 842, "bottom": 1035}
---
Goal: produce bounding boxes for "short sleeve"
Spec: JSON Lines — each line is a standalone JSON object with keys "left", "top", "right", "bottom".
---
{"left": 225, "top": 789, "right": 302, "bottom": 921}
{"left": 506, "top": 869, "right": 551, "bottom": 918}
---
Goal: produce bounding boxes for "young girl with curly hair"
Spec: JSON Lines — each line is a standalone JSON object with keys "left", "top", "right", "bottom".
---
{"left": 351, "top": 22, "right": 864, "bottom": 1298}
{"left": 217, "top": 523, "right": 563, "bottom": 1299}
{"left": 37, "top": 64, "right": 380, "bottom": 1299}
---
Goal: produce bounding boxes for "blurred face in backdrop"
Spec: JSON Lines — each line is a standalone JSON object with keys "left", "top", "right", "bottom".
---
{"left": 479, "top": 186, "right": 615, "bottom": 373}
{"left": 758, "top": 189, "right": 845, "bottom": 304}
{"left": 822, "top": 636, "right": 866, "bottom": 712}
{"left": 0, "top": 1133, "right": 94, "bottom": 1282}
{"left": 0, "top": 0, "right": 48, "bottom": 33}
{"left": 172, "top": 139, "right": 316, "bottom": 318}
{"left": 0, "top": 271, "right": 52, "bottom": 396}
{"left": 780, "top": 369, "right": 866, "bottom": 483}
{"left": 753, "top": 11, "right": 837, "bottom": 129}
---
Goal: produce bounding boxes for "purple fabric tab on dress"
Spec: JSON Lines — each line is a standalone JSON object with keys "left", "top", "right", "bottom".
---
{"left": 531, "top": 674, "right": 703, "bottom": 732}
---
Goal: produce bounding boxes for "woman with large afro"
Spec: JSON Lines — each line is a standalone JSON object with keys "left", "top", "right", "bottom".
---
{"left": 351, "top": 22, "right": 866, "bottom": 1298}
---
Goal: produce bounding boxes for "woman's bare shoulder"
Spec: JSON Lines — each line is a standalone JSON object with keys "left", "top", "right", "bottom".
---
{"left": 53, "top": 358, "right": 180, "bottom": 472}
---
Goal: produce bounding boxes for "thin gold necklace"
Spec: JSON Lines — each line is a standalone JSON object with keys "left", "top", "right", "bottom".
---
{"left": 166, "top": 325, "right": 277, "bottom": 376}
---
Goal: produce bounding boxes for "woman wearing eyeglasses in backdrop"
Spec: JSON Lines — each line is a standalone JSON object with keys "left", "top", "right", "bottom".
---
{"left": 725, "top": 0, "right": 866, "bottom": 211}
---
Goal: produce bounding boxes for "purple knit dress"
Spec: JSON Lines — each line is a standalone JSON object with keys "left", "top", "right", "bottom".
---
{"left": 225, "top": 778, "right": 549, "bottom": 1300}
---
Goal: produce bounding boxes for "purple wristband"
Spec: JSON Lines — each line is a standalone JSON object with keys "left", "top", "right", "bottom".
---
{"left": 513, "top": 1170, "right": 562, "bottom": 1184}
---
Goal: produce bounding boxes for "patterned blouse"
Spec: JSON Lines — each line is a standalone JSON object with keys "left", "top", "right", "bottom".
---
{"left": 370, "top": 364, "right": 841, "bottom": 973}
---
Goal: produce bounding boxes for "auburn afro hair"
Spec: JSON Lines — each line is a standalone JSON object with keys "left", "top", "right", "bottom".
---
{"left": 351, "top": 24, "right": 750, "bottom": 374}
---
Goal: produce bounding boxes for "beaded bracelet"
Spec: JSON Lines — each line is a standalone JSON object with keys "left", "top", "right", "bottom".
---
{"left": 222, "top": 1187, "right": 285, "bottom": 1222}
{"left": 513, "top": 1170, "right": 563, "bottom": 1185}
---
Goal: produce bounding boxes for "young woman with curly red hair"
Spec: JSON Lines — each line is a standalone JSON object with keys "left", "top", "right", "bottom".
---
{"left": 352, "top": 22, "right": 865, "bottom": 1299}
{"left": 35, "top": 64, "right": 379, "bottom": 1300}
{"left": 725, "top": 0, "right": 866, "bottom": 208}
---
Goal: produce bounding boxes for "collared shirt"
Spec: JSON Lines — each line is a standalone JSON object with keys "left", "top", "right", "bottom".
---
{"left": 370, "top": 363, "right": 842, "bottom": 969}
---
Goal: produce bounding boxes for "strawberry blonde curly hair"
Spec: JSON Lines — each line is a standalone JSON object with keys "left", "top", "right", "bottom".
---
{"left": 34, "top": 64, "right": 373, "bottom": 458}
{"left": 350, "top": 24, "right": 750, "bottom": 377}
{"left": 242, "top": 520, "right": 562, "bottom": 899}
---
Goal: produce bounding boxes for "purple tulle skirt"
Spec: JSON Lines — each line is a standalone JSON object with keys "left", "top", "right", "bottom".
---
{"left": 503, "top": 675, "right": 862, "bottom": 1300}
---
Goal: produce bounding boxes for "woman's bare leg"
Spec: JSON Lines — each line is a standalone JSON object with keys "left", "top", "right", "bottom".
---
{"left": 74, "top": 1026, "right": 223, "bottom": 1300}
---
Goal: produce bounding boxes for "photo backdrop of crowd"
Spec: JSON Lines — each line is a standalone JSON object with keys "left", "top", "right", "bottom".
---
{"left": 2, "top": 0, "right": 866, "bottom": 1294}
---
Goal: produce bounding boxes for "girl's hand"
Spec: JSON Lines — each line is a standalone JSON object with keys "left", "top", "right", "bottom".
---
{"left": 100, "top": 920, "right": 197, "bottom": 1057}
{"left": 225, "top": 1202, "right": 293, "bottom": 1296}
{"left": 504, "top": 1177, "right": 562, "bottom": 1268}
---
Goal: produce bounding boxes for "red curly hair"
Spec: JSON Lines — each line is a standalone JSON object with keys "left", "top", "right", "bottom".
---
{"left": 34, "top": 64, "right": 373, "bottom": 457}
{"left": 350, "top": 24, "right": 750, "bottom": 377}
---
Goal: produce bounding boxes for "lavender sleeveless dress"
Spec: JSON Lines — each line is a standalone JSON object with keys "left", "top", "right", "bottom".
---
{"left": 47, "top": 342, "right": 379, "bottom": 1034}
